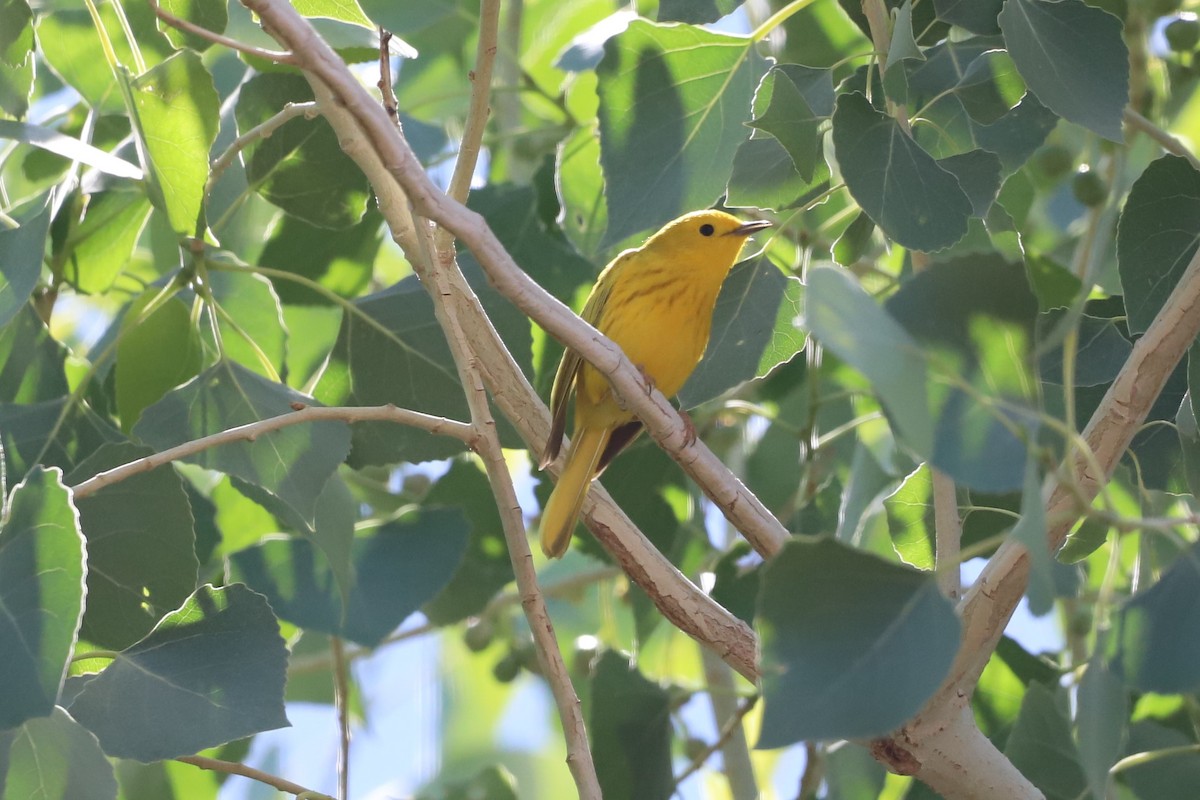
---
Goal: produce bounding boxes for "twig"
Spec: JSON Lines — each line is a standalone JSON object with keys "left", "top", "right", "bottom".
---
{"left": 149, "top": 0, "right": 296, "bottom": 64}
{"left": 70, "top": 404, "right": 475, "bottom": 499}
{"left": 377, "top": 29, "right": 398, "bottom": 121}
{"left": 931, "top": 468, "right": 961, "bottom": 600}
{"left": 207, "top": 102, "right": 318, "bottom": 195}
{"left": 1123, "top": 107, "right": 1200, "bottom": 171}
{"left": 673, "top": 691, "right": 759, "bottom": 790}
{"left": 254, "top": 0, "right": 761, "bottom": 682}
{"left": 412, "top": 183, "right": 603, "bottom": 796}
{"left": 331, "top": 636, "right": 350, "bottom": 800}
{"left": 446, "top": 0, "right": 500, "bottom": 206}
{"left": 176, "top": 755, "right": 333, "bottom": 799}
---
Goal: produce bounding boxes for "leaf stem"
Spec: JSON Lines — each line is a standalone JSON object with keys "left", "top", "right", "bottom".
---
{"left": 750, "top": 0, "right": 823, "bottom": 43}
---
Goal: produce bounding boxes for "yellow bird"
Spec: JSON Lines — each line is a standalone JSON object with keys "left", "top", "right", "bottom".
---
{"left": 539, "top": 210, "right": 771, "bottom": 558}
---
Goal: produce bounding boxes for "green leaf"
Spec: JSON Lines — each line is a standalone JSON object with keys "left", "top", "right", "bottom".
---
{"left": 0, "top": 400, "right": 124, "bottom": 482}
{"left": 804, "top": 265, "right": 933, "bottom": 456}
{"left": 293, "top": 0, "right": 377, "bottom": 28}
{"left": 832, "top": 92, "right": 972, "bottom": 251}
{"left": 37, "top": 8, "right": 171, "bottom": 114}
{"left": 1039, "top": 314, "right": 1130, "bottom": 387}
{"left": 422, "top": 461, "right": 515, "bottom": 625}
{"left": 825, "top": 743, "right": 887, "bottom": 800}
{"left": 679, "top": 257, "right": 805, "bottom": 408}
{"left": 557, "top": 122, "right": 609, "bottom": 259}
{"left": 66, "top": 443, "right": 198, "bottom": 651}
{"left": 203, "top": 266, "right": 287, "bottom": 380}
{"left": 955, "top": 50, "right": 1026, "bottom": 125}
{"left": 0, "top": 200, "right": 48, "bottom": 329}
{"left": 885, "top": 255, "right": 1039, "bottom": 493}
{"left": 710, "top": 542, "right": 760, "bottom": 625}
{"left": 1122, "top": 721, "right": 1200, "bottom": 800}
{"left": 134, "top": 360, "right": 351, "bottom": 525}
{"left": 657, "top": 0, "right": 744, "bottom": 24}
{"left": 235, "top": 73, "right": 369, "bottom": 229}
{"left": 933, "top": 0, "right": 1002, "bottom": 34}
{"left": 0, "top": 0, "right": 33, "bottom": 67}
{"left": 1004, "top": 682, "right": 1089, "bottom": 800}
{"left": 1008, "top": 458, "right": 1053, "bottom": 615}
{"left": 1117, "top": 155, "right": 1200, "bottom": 337}
{"left": 128, "top": 51, "right": 219, "bottom": 236}
{"left": 314, "top": 250, "right": 529, "bottom": 465}
{"left": 1106, "top": 542, "right": 1200, "bottom": 693}
{"left": 905, "top": 39, "right": 1059, "bottom": 171}
{"left": 68, "top": 584, "right": 290, "bottom": 760}
{"left": 0, "top": 305, "right": 68, "bottom": 404}
{"left": 257, "top": 210, "right": 382, "bottom": 305}
{"left": 833, "top": 210, "right": 875, "bottom": 266}
{"left": 883, "top": 463, "right": 935, "bottom": 569}
{"left": 749, "top": 66, "right": 827, "bottom": 182}
{"left": 0, "top": 707, "right": 117, "bottom": 800}
{"left": 756, "top": 538, "right": 961, "bottom": 745}
{"left": 597, "top": 20, "right": 767, "bottom": 244}
{"left": 0, "top": 121, "right": 142, "bottom": 180}
{"left": 156, "top": 0, "right": 228, "bottom": 52}
{"left": 886, "top": 0, "right": 925, "bottom": 70}
{"left": 0, "top": 51, "right": 32, "bottom": 118}
{"left": 998, "top": 0, "right": 1127, "bottom": 141}
{"left": 415, "top": 765, "right": 518, "bottom": 800}
{"left": 589, "top": 650, "right": 673, "bottom": 800}
{"left": 727, "top": 135, "right": 827, "bottom": 210}
{"left": 937, "top": 149, "right": 1002, "bottom": 217}
{"left": 0, "top": 468, "right": 85, "bottom": 729}
{"left": 1076, "top": 658, "right": 1127, "bottom": 800}
{"left": 1026, "top": 253, "right": 1083, "bottom": 311}
{"left": 62, "top": 191, "right": 153, "bottom": 295}
{"left": 115, "top": 292, "right": 205, "bottom": 434}
{"left": 232, "top": 508, "right": 469, "bottom": 646}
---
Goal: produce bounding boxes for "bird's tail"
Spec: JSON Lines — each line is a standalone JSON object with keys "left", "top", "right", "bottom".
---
{"left": 540, "top": 425, "right": 609, "bottom": 559}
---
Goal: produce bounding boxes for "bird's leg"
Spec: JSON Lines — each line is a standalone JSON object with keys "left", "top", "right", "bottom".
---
{"left": 636, "top": 363, "right": 657, "bottom": 396}
{"left": 678, "top": 408, "right": 698, "bottom": 447}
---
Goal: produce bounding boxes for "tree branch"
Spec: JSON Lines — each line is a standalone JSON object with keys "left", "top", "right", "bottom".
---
{"left": 176, "top": 755, "right": 333, "bottom": 799}
{"left": 70, "top": 404, "right": 475, "bottom": 499}
{"left": 239, "top": 0, "right": 761, "bottom": 683}
{"left": 237, "top": 0, "right": 790, "bottom": 563}
{"left": 207, "top": 101, "right": 318, "bottom": 196}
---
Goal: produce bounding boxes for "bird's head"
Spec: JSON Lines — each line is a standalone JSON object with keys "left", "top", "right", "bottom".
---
{"left": 641, "top": 210, "right": 771, "bottom": 270}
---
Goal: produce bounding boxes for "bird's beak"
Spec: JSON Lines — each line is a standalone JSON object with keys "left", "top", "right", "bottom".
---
{"left": 727, "top": 219, "right": 772, "bottom": 237}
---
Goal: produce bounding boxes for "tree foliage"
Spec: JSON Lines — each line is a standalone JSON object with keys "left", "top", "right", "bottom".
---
{"left": 3, "top": 0, "right": 1200, "bottom": 797}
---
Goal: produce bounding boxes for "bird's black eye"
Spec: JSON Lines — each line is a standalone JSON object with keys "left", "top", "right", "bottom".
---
{"left": 699, "top": 223, "right": 715, "bottom": 237}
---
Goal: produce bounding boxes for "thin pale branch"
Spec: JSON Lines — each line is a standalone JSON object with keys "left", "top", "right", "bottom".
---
{"left": 446, "top": 0, "right": 500, "bottom": 206}
{"left": 1124, "top": 106, "right": 1200, "bottom": 171}
{"left": 673, "top": 691, "right": 759, "bottom": 791}
{"left": 70, "top": 404, "right": 475, "bottom": 499}
{"left": 207, "top": 102, "right": 318, "bottom": 195}
{"left": 412, "top": 190, "right": 603, "bottom": 797}
{"left": 176, "top": 755, "right": 333, "bottom": 799}
{"left": 149, "top": 0, "right": 296, "bottom": 64}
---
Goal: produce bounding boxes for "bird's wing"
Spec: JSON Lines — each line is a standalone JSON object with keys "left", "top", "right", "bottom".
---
{"left": 540, "top": 251, "right": 631, "bottom": 468}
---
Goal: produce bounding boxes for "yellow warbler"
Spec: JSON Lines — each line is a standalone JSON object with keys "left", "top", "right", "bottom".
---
{"left": 539, "top": 210, "right": 770, "bottom": 558}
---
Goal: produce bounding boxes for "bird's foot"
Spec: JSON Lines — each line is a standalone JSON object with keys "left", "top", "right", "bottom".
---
{"left": 679, "top": 408, "right": 697, "bottom": 448}
{"left": 636, "top": 363, "right": 657, "bottom": 396}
